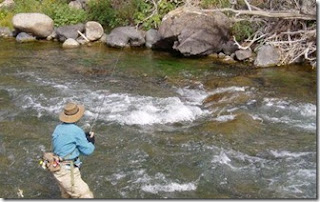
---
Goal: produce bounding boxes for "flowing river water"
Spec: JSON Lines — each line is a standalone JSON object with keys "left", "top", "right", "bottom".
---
{"left": 0, "top": 38, "right": 317, "bottom": 199}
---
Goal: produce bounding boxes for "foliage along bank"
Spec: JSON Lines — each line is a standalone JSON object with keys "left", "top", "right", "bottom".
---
{"left": 0, "top": 0, "right": 316, "bottom": 68}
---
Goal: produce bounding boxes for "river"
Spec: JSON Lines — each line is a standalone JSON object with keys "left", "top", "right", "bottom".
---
{"left": 0, "top": 38, "right": 316, "bottom": 198}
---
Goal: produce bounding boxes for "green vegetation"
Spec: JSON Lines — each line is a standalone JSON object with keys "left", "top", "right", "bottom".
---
{"left": 0, "top": 0, "right": 256, "bottom": 41}
{"left": 231, "top": 21, "right": 255, "bottom": 41}
{"left": 0, "top": 0, "right": 87, "bottom": 28}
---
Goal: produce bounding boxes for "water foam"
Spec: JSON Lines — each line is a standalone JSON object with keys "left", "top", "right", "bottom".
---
{"left": 141, "top": 182, "right": 196, "bottom": 194}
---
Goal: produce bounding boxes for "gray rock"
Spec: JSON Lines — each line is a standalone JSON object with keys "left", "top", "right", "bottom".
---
{"left": 300, "top": 0, "right": 316, "bottom": 16}
{"left": 68, "top": 0, "right": 83, "bottom": 10}
{"left": 12, "top": 13, "right": 54, "bottom": 38}
{"left": 78, "top": 0, "right": 91, "bottom": 10}
{"left": 62, "top": 38, "right": 80, "bottom": 48}
{"left": 155, "top": 7, "right": 231, "bottom": 56}
{"left": 99, "top": 33, "right": 108, "bottom": 43}
{"left": 56, "top": 23, "right": 84, "bottom": 42}
{"left": 0, "top": 0, "right": 15, "bottom": 9}
{"left": 254, "top": 45, "right": 280, "bottom": 67}
{"left": 46, "top": 29, "right": 57, "bottom": 40}
{"left": 0, "top": 27, "right": 12, "bottom": 37}
{"left": 222, "top": 40, "right": 238, "bottom": 55}
{"left": 145, "top": 29, "right": 160, "bottom": 48}
{"left": 235, "top": 49, "right": 252, "bottom": 61}
{"left": 106, "top": 26, "right": 145, "bottom": 48}
{"left": 85, "top": 21, "right": 104, "bottom": 41}
{"left": 16, "top": 32, "right": 36, "bottom": 43}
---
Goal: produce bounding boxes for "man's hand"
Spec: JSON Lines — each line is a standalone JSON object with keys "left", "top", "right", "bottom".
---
{"left": 85, "top": 131, "right": 95, "bottom": 144}
{"left": 89, "top": 131, "right": 94, "bottom": 138}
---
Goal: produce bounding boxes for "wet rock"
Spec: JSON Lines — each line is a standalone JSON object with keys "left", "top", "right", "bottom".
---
{"left": 300, "top": 0, "right": 316, "bottom": 16}
{"left": 222, "top": 40, "right": 238, "bottom": 55}
{"left": 0, "top": 0, "right": 15, "bottom": 9}
{"left": 62, "top": 38, "right": 80, "bottom": 48}
{"left": 254, "top": 45, "right": 280, "bottom": 67}
{"left": 12, "top": 13, "right": 54, "bottom": 38}
{"left": 145, "top": 29, "right": 160, "bottom": 48}
{"left": 56, "top": 23, "right": 84, "bottom": 42}
{"left": 155, "top": 7, "right": 231, "bottom": 56}
{"left": 16, "top": 32, "right": 36, "bottom": 43}
{"left": 106, "top": 26, "right": 145, "bottom": 48}
{"left": 235, "top": 49, "right": 252, "bottom": 61}
{"left": 0, "top": 27, "right": 12, "bottom": 37}
{"left": 68, "top": 0, "right": 83, "bottom": 10}
{"left": 85, "top": 21, "right": 104, "bottom": 41}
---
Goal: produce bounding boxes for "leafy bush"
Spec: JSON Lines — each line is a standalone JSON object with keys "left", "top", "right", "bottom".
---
{"left": 134, "top": 0, "right": 176, "bottom": 30}
{"left": 200, "top": 0, "right": 230, "bottom": 8}
{"left": 232, "top": 21, "right": 255, "bottom": 41}
{"left": 42, "top": 0, "right": 88, "bottom": 26}
{"left": 87, "top": 0, "right": 119, "bottom": 28}
{"left": 0, "top": 0, "right": 88, "bottom": 28}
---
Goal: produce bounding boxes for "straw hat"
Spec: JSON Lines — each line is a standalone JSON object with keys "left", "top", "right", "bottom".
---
{"left": 59, "top": 102, "right": 85, "bottom": 123}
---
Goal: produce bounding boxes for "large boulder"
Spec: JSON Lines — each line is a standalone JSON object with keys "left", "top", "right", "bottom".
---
{"left": 254, "top": 45, "right": 280, "bottom": 67}
{"left": 56, "top": 23, "right": 84, "bottom": 42}
{"left": 145, "top": 29, "right": 161, "bottom": 48}
{"left": 12, "top": 13, "right": 54, "bottom": 38}
{"left": 154, "top": 7, "right": 232, "bottom": 56}
{"left": 106, "top": 26, "right": 145, "bottom": 48}
{"left": 85, "top": 21, "right": 104, "bottom": 41}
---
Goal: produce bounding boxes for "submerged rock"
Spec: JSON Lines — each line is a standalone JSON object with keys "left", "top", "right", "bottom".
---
{"left": 12, "top": 13, "right": 54, "bottom": 38}
{"left": 16, "top": 32, "right": 36, "bottom": 43}
{"left": 155, "top": 7, "right": 231, "bottom": 56}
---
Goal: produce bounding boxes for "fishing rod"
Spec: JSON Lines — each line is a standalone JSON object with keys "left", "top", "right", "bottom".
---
{"left": 89, "top": 48, "right": 123, "bottom": 133}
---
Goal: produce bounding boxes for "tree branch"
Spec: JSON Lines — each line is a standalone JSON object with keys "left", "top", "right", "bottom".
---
{"left": 201, "top": 8, "right": 316, "bottom": 20}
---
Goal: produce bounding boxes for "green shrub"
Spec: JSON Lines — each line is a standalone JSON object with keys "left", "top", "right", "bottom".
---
{"left": 41, "top": 0, "right": 88, "bottom": 26}
{"left": 232, "top": 21, "right": 255, "bottom": 41}
{"left": 0, "top": 0, "right": 88, "bottom": 28}
{"left": 0, "top": 9, "right": 13, "bottom": 28}
{"left": 87, "top": 0, "right": 119, "bottom": 28}
{"left": 134, "top": 0, "right": 176, "bottom": 30}
{"left": 201, "top": 0, "right": 230, "bottom": 8}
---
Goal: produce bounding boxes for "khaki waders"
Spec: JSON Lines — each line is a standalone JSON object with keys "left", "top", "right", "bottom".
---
{"left": 53, "top": 162, "right": 94, "bottom": 198}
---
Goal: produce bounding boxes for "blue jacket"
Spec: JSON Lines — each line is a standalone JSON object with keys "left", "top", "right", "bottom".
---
{"left": 52, "top": 123, "right": 95, "bottom": 166}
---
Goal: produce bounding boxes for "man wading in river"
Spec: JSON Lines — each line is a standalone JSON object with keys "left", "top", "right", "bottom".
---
{"left": 50, "top": 102, "right": 95, "bottom": 198}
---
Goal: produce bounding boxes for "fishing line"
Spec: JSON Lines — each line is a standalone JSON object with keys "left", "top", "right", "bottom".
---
{"left": 89, "top": 48, "right": 124, "bottom": 132}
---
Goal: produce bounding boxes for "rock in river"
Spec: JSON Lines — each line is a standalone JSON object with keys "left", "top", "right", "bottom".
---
{"left": 12, "top": 13, "right": 54, "bottom": 38}
{"left": 154, "top": 7, "right": 232, "bottom": 56}
{"left": 106, "top": 26, "right": 145, "bottom": 48}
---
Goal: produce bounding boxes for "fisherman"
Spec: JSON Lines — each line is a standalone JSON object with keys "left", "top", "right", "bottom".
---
{"left": 51, "top": 102, "right": 95, "bottom": 198}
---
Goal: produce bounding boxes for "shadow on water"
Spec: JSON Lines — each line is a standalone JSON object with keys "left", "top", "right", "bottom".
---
{"left": 0, "top": 39, "right": 316, "bottom": 198}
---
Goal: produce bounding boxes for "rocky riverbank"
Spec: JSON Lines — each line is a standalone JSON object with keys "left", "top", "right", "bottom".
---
{"left": 0, "top": 3, "right": 315, "bottom": 68}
